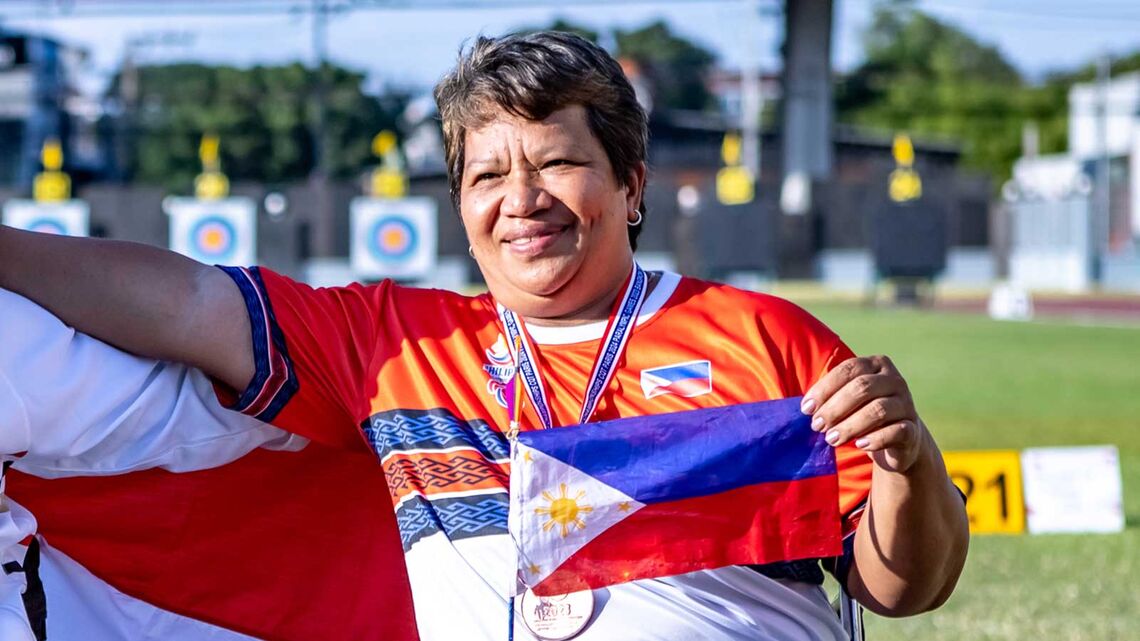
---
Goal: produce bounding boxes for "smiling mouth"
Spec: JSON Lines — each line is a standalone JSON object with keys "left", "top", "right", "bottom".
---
{"left": 503, "top": 224, "right": 571, "bottom": 254}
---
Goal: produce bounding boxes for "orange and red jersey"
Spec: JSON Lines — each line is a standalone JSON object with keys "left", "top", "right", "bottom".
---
{"left": 219, "top": 266, "right": 872, "bottom": 641}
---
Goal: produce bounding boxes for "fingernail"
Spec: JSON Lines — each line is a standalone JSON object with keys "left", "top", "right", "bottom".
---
{"left": 855, "top": 437, "right": 870, "bottom": 449}
{"left": 811, "top": 416, "right": 825, "bottom": 431}
{"left": 825, "top": 429, "right": 840, "bottom": 445}
{"left": 800, "top": 397, "right": 816, "bottom": 414}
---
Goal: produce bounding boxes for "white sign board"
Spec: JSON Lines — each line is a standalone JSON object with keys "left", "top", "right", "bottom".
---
{"left": 166, "top": 197, "right": 257, "bottom": 266}
{"left": 3, "top": 199, "right": 90, "bottom": 237}
{"left": 1021, "top": 445, "right": 1125, "bottom": 534}
{"left": 350, "top": 196, "right": 437, "bottom": 280}
{"left": 987, "top": 283, "right": 1033, "bottom": 322}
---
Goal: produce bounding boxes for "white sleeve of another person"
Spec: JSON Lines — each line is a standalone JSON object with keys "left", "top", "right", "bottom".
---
{"left": 0, "top": 288, "right": 306, "bottom": 479}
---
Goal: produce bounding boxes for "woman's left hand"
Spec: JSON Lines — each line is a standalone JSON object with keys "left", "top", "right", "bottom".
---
{"left": 799, "top": 355, "right": 931, "bottom": 474}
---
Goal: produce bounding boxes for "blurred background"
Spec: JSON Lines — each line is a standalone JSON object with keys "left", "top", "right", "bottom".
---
{"left": 0, "top": 1, "right": 1137, "bottom": 639}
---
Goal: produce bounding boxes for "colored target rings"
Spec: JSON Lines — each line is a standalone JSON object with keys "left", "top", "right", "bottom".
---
{"left": 368, "top": 216, "right": 418, "bottom": 261}
{"left": 25, "top": 218, "right": 69, "bottom": 235}
{"left": 189, "top": 215, "right": 238, "bottom": 261}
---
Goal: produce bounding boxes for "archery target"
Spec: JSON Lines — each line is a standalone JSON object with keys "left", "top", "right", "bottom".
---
{"left": 351, "top": 196, "right": 437, "bottom": 280}
{"left": 189, "top": 215, "right": 238, "bottom": 261}
{"left": 167, "top": 197, "right": 256, "bottom": 266}
{"left": 369, "top": 216, "right": 418, "bottom": 261}
{"left": 2, "top": 200, "right": 90, "bottom": 237}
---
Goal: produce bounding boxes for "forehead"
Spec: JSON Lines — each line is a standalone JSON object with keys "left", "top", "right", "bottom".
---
{"left": 463, "top": 105, "right": 595, "bottom": 156}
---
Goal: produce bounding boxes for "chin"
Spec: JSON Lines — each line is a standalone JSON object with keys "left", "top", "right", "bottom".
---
{"left": 488, "top": 269, "right": 580, "bottom": 316}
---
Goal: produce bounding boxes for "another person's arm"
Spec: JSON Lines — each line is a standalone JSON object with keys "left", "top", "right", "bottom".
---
{"left": 802, "top": 355, "right": 969, "bottom": 616}
{"left": 0, "top": 226, "right": 253, "bottom": 391}
{"left": 0, "top": 288, "right": 299, "bottom": 477}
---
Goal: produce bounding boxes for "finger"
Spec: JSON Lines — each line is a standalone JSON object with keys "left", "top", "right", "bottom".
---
{"left": 800, "top": 357, "right": 877, "bottom": 415}
{"left": 852, "top": 420, "right": 918, "bottom": 452}
{"left": 809, "top": 372, "right": 908, "bottom": 432}
{"left": 823, "top": 396, "right": 910, "bottom": 447}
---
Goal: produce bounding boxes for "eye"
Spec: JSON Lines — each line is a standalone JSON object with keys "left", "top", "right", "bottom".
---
{"left": 542, "top": 159, "right": 578, "bottom": 170}
{"left": 472, "top": 172, "right": 499, "bottom": 184}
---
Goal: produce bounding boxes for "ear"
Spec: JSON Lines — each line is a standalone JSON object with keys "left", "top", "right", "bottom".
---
{"left": 624, "top": 161, "right": 648, "bottom": 216}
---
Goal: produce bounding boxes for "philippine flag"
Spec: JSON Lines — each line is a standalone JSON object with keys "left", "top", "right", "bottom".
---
{"left": 508, "top": 396, "right": 841, "bottom": 596}
{"left": 640, "top": 360, "right": 712, "bottom": 399}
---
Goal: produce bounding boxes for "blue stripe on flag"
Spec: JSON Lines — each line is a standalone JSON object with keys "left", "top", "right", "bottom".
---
{"left": 516, "top": 396, "right": 833, "bottom": 504}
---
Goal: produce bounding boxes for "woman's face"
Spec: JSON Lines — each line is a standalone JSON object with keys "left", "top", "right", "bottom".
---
{"left": 460, "top": 105, "right": 645, "bottom": 321}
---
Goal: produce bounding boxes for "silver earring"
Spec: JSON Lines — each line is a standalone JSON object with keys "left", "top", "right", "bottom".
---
{"left": 627, "top": 210, "right": 643, "bottom": 226}
{"left": 468, "top": 246, "right": 475, "bottom": 258}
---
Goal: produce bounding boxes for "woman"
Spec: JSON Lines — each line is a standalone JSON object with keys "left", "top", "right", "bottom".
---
{"left": 0, "top": 31, "right": 967, "bottom": 641}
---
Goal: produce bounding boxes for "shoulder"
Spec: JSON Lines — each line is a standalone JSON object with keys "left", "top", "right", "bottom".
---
{"left": 666, "top": 275, "right": 840, "bottom": 347}
{"left": 250, "top": 266, "right": 487, "bottom": 316}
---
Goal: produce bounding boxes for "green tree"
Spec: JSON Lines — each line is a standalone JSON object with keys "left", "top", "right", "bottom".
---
{"left": 519, "top": 18, "right": 716, "bottom": 113}
{"left": 109, "top": 62, "right": 404, "bottom": 190}
{"left": 518, "top": 18, "right": 600, "bottom": 44}
{"left": 835, "top": 1, "right": 1063, "bottom": 183}
{"left": 613, "top": 20, "right": 717, "bottom": 112}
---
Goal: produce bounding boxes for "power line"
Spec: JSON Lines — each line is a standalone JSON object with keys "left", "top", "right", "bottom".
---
{"left": 1, "top": 0, "right": 776, "bottom": 20}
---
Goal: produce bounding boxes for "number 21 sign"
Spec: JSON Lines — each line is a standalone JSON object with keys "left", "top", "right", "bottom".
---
{"left": 943, "top": 450, "right": 1026, "bottom": 534}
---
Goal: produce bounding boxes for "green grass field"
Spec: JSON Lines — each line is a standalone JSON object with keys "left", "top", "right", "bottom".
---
{"left": 796, "top": 303, "right": 1140, "bottom": 640}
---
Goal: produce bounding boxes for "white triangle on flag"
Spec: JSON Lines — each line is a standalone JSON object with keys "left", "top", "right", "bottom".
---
{"left": 509, "top": 442, "right": 644, "bottom": 595}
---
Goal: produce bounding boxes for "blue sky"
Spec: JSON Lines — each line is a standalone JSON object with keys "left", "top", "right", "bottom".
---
{"left": 4, "top": 0, "right": 1140, "bottom": 96}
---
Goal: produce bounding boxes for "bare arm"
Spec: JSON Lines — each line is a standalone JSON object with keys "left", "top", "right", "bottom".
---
{"left": 801, "top": 355, "right": 969, "bottom": 616}
{"left": 0, "top": 225, "right": 253, "bottom": 392}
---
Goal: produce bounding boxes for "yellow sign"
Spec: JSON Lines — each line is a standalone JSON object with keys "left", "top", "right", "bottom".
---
{"left": 889, "top": 132, "right": 921, "bottom": 203}
{"left": 195, "top": 171, "right": 230, "bottom": 200}
{"left": 195, "top": 134, "right": 229, "bottom": 199}
{"left": 716, "top": 166, "right": 754, "bottom": 206}
{"left": 33, "top": 138, "right": 71, "bottom": 202}
{"left": 943, "top": 450, "right": 1025, "bottom": 535}
{"left": 33, "top": 171, "right": 71, "bottom": 203}
{"left": 889, "top": 168, "right": 922, "bottom": 203}
{"left": 370, "top": 168, "right": 407, "bottom": 199}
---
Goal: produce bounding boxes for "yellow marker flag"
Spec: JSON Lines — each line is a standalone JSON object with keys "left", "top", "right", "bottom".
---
{"left": 721, "top": 133, "right": 743, "bottom": 167}
{"left": 892, "top": 133, "right": 915, "bottom": 167}
{"left": 372, "top": 130, "right": 398, "bottom": 158}
{"left": 42, "top": 138, "right": 64, "bottom": 171}
{"left": 200, "top": 135, "right": 221, "bottom": 172}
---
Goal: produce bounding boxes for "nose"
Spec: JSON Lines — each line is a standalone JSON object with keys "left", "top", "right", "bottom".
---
{"left": 500, "top": 170, "right": 554, "bottom": 218}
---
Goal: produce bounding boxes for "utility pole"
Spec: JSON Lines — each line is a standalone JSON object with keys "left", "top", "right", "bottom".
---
{"left": 1094, "top": 54, "right": 1111, "bottom": 282}
{"left": 740, "top": 0, "right": 762, "bottom": 181}
{"left": 310, "top": 0, "right": 332, "bottom": 256}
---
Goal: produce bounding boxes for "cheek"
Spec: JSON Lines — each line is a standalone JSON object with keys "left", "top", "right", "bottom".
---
{"left": 561, "top": 175, "right": 625, "bottom": 224}
{"left": 459, "top": 195, "right": 496, "bottom": 237}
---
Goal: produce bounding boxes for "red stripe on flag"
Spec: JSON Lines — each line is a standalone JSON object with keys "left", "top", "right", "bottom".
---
{"left": 533, "top": 475, "right": 841, "bottom": 595}
{"left": 8, "top": 445, "right": 419, "bottom": 641}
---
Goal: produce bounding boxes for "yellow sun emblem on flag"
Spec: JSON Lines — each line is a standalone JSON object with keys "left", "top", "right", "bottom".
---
{"left": 535, "top": 483, "right": 594, "bottom": 538}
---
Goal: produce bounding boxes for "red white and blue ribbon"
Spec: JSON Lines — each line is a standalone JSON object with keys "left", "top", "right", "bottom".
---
{"left": 497, "top": 262, "right": 648, "bottom": 431}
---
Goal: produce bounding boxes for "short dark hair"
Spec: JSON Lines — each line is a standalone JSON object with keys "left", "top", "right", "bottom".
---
{"left": 434, "top": 31, "right": 649, "bottom": 249}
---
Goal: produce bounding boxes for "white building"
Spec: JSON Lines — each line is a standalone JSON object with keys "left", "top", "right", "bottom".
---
{"left": 1005, "top": 72, "right": 1140, "bottom": 292}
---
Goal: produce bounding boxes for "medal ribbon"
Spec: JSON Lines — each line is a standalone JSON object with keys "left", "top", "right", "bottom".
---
{"left": 498, "top": 262, "right": 648, "bottom": 431}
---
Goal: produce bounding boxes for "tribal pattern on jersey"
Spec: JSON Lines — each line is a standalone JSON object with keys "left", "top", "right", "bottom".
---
{"left": 363, "top": 407, "right": 512, "bottom": 550}
{"left": 364, "top": 408, "right": 509, "bottom": 462}
{"left": 395, "top": 493, "right": 509, "bottom": 550}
